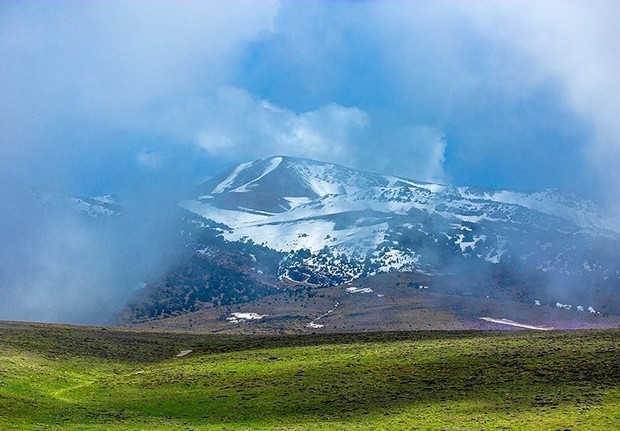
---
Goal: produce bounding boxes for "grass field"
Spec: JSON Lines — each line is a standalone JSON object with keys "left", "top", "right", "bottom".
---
{"left": 0, "top": 322, "right": 618, "bottom": 430}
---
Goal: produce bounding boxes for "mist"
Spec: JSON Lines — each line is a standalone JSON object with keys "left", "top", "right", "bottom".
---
{"left": 0, "top": 182, "right": 189, "bottom": 324}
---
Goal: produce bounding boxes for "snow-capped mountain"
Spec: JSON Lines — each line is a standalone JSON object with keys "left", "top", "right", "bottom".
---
{"left": 18, "top": 157, "right": 618, "bottom": 324}
{"left": 180, "top": 156, "right": 619, "bottom": 287}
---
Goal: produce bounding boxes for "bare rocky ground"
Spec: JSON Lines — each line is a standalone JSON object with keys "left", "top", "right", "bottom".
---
{"left": 124, "top": 273, "right": 620, "bottom": 334}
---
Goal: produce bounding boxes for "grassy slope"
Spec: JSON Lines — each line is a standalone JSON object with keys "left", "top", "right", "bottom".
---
{"left": 0, "top": 322, "right": 618, "bottom": 430}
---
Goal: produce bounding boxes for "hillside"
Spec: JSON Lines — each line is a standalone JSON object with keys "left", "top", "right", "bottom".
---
{"left": 126, "top": 272, "right": 620, "bottom": 334}
{"left": 0, "top": 322, "right": 618, "bottom": 430}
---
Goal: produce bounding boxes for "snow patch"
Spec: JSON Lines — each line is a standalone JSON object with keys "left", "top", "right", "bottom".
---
{"left": 479, "top": 317, "right": 553, "bottom": 331}
{"left": 283, "top": 196, "right": 313, "bottom": 209}
{"left": 175, "top": 349, "right": 193, "bottom": 358}
{"left": 307, "top": 301, "right": 339, "bottom": 328}
{"left": 227, "top": 312, "right": 268, "bottom": 323}
{"left": 236, "top": 206, "right": 277, "bottom": 216}
{"left": 211, "top": 161, "right": 254, "bottom": 194}
{"left": 370, "top": 248, "right": 419, "bottom": 274}
{"left": 396, "top": 178, "right": 446, "bottom": 193}
{"left": 346, "top": 286, "right": 373, "bottom": 294}
{"left": 197, "top": 247, "right": 215, "bottom": 256}
{"left": 307, "top": 322, "right": 324, "bottom": 329}
{"left": 455, "top": 234, "right": 486, "bottom": 252}
{"left": 232, "top": 157, "right": 283, "bottom": 193}
{"left": 133, "top": 281, "right": 147, "bottom": 291}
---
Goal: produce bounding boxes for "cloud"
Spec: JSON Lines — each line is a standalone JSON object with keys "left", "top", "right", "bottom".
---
{"left": 5, "top": 0, "right": 614, "bottom": 196}
{"left": 408, "top": 126, "right": 448, "bottom": 184}
{"left": 193, "top": 87, "right": 369, "bottom": 164}
{"left": 457, "top": 0, "right": 620, "bottom": 203}
{"left": 137, "top": 149, "right": 166, "bottom": 170}
{"left": 2, "top": 0, "right": 617, "bottom": 196}
{"left": 0, "top": 0, "right": 279, "bottom": 188}
{"left": 238, "top": 1, "right": 617, "bottom": 198}
{"left": 358, "top": 124, "right": 450, "bottom": 184}
{"left": 0, "top": 1, "right": 280, "bottom": 324}
{"left": 0, "top": 195, "right": 185, "bottom": 324}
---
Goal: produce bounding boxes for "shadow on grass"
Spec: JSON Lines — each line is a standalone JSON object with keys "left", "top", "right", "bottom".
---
{"left": 23, "top": 328, "right": 620, "bottom": 427}
{"left": 0, "top": 320, "right": 526, "bottom": 362}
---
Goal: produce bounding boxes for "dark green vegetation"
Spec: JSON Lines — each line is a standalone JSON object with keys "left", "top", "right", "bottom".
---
{"left": 1, "top": 322, "right": 619, "bottom": 430}
{"left": 123, "top": 216, "right": 285, "bottom": 322}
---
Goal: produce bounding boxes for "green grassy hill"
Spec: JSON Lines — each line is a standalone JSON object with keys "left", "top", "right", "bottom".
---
{"left": 0, "top": 322, "right": 618, "bottom": 430}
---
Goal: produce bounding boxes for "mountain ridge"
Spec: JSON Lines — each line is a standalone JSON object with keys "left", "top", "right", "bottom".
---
{"left": 167, "top": 156, "right": 619, "bottom": 323}
{"left": 17, "top": 156, "right": 619, "bottom": 327}
{"left": 188, "top": 155, "right": 617, "bottom": 235}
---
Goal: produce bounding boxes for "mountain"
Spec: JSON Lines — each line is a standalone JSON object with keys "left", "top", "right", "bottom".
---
{"left": 21, "top": 157, "right": 619, "bottom": 330}
{"left": 188, "top": 156, "right": 617, "bottom": 231}
{"left": 179, "top": 156, "right": 618, "bottom": 284}
{"left": 115, "top": 155, "right": 618, "bottom": 331}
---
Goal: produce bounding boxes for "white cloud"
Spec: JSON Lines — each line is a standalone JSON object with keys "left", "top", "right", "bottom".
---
{"left": 137, "top": 149, "right": 165, "bottom": 170}
{"left": 411, "top": 126, "right": 448, "bottom": 184}
{"left": 369, "top": 125, "right": 449, "bottom": 184}
{"left": 0, "top": 0, "right": 279, "bottom": 160}
{"left": 361, "top": 0, "right": 619, "bottom": 200}
{"left": 1, "top": 0, "right": 617, "bottom": 201}
{"left": 460, "top": 0, "right": 620, "bottom": 190}
{"left": 193, "top": 87, "right": 369, "bottom": 164}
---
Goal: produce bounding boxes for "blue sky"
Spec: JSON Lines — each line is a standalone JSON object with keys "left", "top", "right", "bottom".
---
{"left": 1, "top": 0, "right": 618, "bottom": 204}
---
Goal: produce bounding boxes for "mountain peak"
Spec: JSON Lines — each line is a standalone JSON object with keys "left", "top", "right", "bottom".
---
{"left": 196, "top": 156, "right": 386, "bottom": 213}
{"left": 188, "top": 156, "right": 618, "bottom": 235}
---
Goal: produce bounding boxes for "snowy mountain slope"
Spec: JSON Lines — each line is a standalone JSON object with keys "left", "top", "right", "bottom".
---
{"left": 179, "top": 156, "right": 620, "bottom": 296}
{"left": 187, "top": 156, "right": 617, "bottom": 234}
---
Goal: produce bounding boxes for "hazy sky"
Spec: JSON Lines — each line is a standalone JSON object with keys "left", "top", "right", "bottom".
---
{"left": 1, "top": 0, "right": 619, "bottom": 201}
